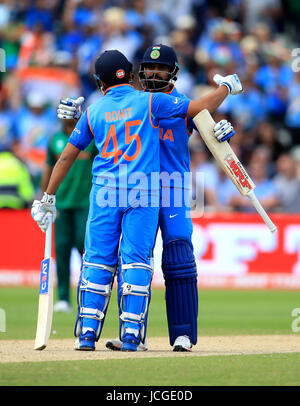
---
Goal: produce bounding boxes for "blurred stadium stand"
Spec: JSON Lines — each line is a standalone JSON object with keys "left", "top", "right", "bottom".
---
{"left": 0, "top": 0, "right": 300, "bottom": 211}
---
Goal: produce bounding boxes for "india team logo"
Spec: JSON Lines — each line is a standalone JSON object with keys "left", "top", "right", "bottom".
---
{"left": 150, "top": 49, "right": 160, "bottom": 59}
{"left": 116, "top": 69, "right": 125, "bottom": 79}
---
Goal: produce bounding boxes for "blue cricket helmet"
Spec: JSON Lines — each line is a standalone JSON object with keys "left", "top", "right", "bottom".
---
{"left": 139, "top": 44, "right": 180, "bottom": 91}
{"left": 94, "top": 50, "right": 133, "bottom": 90}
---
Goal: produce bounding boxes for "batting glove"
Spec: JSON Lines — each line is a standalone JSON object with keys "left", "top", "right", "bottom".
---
{"left": 31, "top": 193, "right": 56, "bottom": 232}
{"left": 57, "top": 96, "right": 85, "bottom": 120}
{"left": 213, "top": 73, "right": 243, "bottom": 95}
{"left": 213, "top": 119, "right": 235, "bottom": 142}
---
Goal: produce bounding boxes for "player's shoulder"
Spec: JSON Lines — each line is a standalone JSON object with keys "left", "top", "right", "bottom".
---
{"left": 87, "top": 95, "right": 105, "bottom": 112}
{"left": 171, "top": 86, "right": 190, "bottom": 101}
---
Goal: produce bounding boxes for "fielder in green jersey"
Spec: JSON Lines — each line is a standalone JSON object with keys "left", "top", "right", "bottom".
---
{"left": 41, "top": 120, "right": 97, "bottom": 312}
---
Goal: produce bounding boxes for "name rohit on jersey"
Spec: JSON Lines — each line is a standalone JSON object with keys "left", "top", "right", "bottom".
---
{"left": 105, "top": 108, "right": 133, "bottom": 123}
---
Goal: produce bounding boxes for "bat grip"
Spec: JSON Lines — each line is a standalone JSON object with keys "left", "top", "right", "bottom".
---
{"left": 247, "top": 191, "right": 277, "bottom": 233}
{"left": 44, "top": 213, "right": 53, "bottom": 258}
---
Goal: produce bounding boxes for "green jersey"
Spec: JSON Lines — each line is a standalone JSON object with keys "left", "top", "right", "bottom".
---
{"left": 46, "top": 131, "right": 97, "bottom": 209}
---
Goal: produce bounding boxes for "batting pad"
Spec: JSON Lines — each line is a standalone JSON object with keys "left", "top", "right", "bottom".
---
{"left": 118, "top": 261, "right": 153, "bottom": 342}
{"left": 74, "top": 263, "right": 115, "bottom": 340}
{"left": 162, "top": 239, "right": 198, "bottom": 346}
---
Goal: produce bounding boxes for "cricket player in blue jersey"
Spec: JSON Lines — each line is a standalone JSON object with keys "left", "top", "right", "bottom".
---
{"left": 34, "top": 49, "right": 242, "bottom": 352}
{"left": 104, "top": 45, "right": 238, "bottom": 352}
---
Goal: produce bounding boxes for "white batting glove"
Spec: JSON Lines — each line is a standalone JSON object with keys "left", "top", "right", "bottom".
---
{"left": 213, "top": 73, "right": 243, "bottom": 95}
{"left": 57, "top": 96, "right": 85, "bottom": 120}
{"left": 213, "top": 119, "right": 235, "bottom": 142}
{"left": 31, "top": 193, "right": 56, "bottom": 232}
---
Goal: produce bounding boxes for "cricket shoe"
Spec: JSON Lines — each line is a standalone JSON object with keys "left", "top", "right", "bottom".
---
{"left": 74, "top": 330, "right": 96, "bottom": 351}
{"left": 53, "top": 300, "right": 72, "bottom": 313}
{"left": 173, "top": 335, "right": 192, "bottom": 352}
{"left": 106, "top": 337, "right": 148, "bottom": 351}
{"left": 121, "top": 333, "right": 141, "bottom": 352}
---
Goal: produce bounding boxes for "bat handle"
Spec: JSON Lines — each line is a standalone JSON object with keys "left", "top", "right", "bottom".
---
{"left": 44, "top": 213, "right": 53, "bottom": 258}
{"left": 247, "top": 191, "right": 277, "bottom": 233}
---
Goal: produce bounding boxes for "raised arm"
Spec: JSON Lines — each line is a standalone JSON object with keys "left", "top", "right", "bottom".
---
{"left": 187, "top": 73, "right": 243, "bottom": 117}
{"left": 187, "top": 85, "right": 228, "bottom": 117}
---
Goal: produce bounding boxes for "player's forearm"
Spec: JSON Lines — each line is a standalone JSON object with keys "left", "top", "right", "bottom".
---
{"left": 45, "top": 143, "right": 80, "bottom": 195}
{"left": 41, "top": 165, "right": 53, "bottom": 194}
{"left": 187, "top": 85, "right": 228, "bottom": 117}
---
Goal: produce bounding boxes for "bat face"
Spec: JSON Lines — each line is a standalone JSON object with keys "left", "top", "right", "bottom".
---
{"left": 224, "top": 153, "right": 254, "bottom": 194}
{"left": 193, "top": 109, "right": 277, "bottom": 233}
{"left": 192, "top": 109, "right": 255, "bottom": 196}
{"left": 34, "top": 256, "right": 53, "bottom": 350}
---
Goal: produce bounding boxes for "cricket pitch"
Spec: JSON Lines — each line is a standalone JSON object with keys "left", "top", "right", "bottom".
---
{"left": 1, "top": 335, "right": 299, "bottom": 363}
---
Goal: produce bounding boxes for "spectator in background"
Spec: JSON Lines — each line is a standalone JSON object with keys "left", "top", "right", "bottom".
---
{"left": 71, "top": 0, "right": 106, "bottom": 30}
{"left": 291, "top": 146, "right": 300, "bottom": 180}
{"left": 195, "top": 18, "right": 243, "bottom": 77}
{"left": 242, "top": 0, "right": 283, "bottom": 33}
{"left": 24, "top": 0, "right": 55, "bottom": 32}
{"left": 285, "top": 71, "right": 300, "bottom": 146}
{"left": 76, "top": 22, "right": 102, "bottom": 97}
{"left": 100, "top": 7, "right": 143, "bottom": 62}
{"left": 0, "top": 150, "right": 34, "bottom": 209}
{"left": 220, "top": 74, "right": 267, "bottom": 131}
{"left": 282, "top": 0, "right": 300, "bottom": 42}
{"left": 189, "top": 140, "right": 219, "bottom": 211}
{"left": 126, "top": 0, "right": 166, "bottom": 39}
{"left": 273, "top": 153, "right": 300, "bottom": 212}
{"left": 0, "top": 83, "right": 14, "bottom": 151}
{"left": 228, "top": 157, "right": 278, "bottom": 212}
{"left": 57, "top": 19, "right": 84, "bottom": 55}
{"left": 17, "top": 22, "right": 56, "bottom": 69}
{"left": 13, "top": 91, "right": 58, "bottom": 192}
{"left": 215, "top": 167, "right": 237, "bottom": 211}
{"left": 169, "top": 15, "right": 198, "bottom": 98}
{"left": 254, "top": 43, "right": 293, "bottom": 122}
{"left": 250, "top": 145, "right": 276, "bottom": 178}
{"left": 254, "top": 121, "right": 286, "bottom": 162}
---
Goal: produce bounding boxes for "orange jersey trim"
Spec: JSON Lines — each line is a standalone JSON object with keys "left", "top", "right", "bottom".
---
{"left": 104, "top": 83, "right": 135, "bottom": 96}
{"left": 87, "top": 108, "right": 95, "bottom": 138}
{"left": 165, "top": 84, "right": 175, "bottom": 94}
{"left": 185, "top": 117, "right": 193, "bottom": 136}
{"left": 149, "top": 93, "right": 159, "bottom": 129}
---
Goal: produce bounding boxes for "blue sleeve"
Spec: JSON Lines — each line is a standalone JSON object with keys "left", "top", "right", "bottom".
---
{"left": 188, "top": 117, "right": 198, "bottom": 132}
{"left": 151, "top": 93, "right": 190, "bottom": 124}
{"left": 68, "top": 110, "right": 93, "bottom": 150}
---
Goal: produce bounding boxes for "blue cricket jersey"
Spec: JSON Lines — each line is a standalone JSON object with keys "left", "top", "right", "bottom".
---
{"left": 69, "top": 84, "right": 189, "bottom": 190}
{"left": 158, "top": 85, "right": 193, "bottom": 190}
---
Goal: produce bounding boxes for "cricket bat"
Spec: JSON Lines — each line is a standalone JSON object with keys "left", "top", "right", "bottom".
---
{"left": 193, "top": 109, "right": 277, "bottom": 233}
{"left": 34, "top": 213, "right": 54, "bottom": 350}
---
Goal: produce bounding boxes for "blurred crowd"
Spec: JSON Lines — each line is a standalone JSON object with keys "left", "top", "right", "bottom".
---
{"left": 0, "top": 0, "right": 300, "bottom": 212}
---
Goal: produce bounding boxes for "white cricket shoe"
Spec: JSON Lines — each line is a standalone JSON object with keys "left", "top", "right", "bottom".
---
{"left": 173, "top": 335, "right": 192, "bottom": 352}
{"left": 106, "top": 337, "right": 148, "bottom": 351}
{"left": 53, "top": 300, "right": 72, "bottom": 313}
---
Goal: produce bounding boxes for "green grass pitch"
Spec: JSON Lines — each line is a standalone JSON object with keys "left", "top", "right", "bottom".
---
{"left": 0, "top": 287, "right": 300, "bottom": 386}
